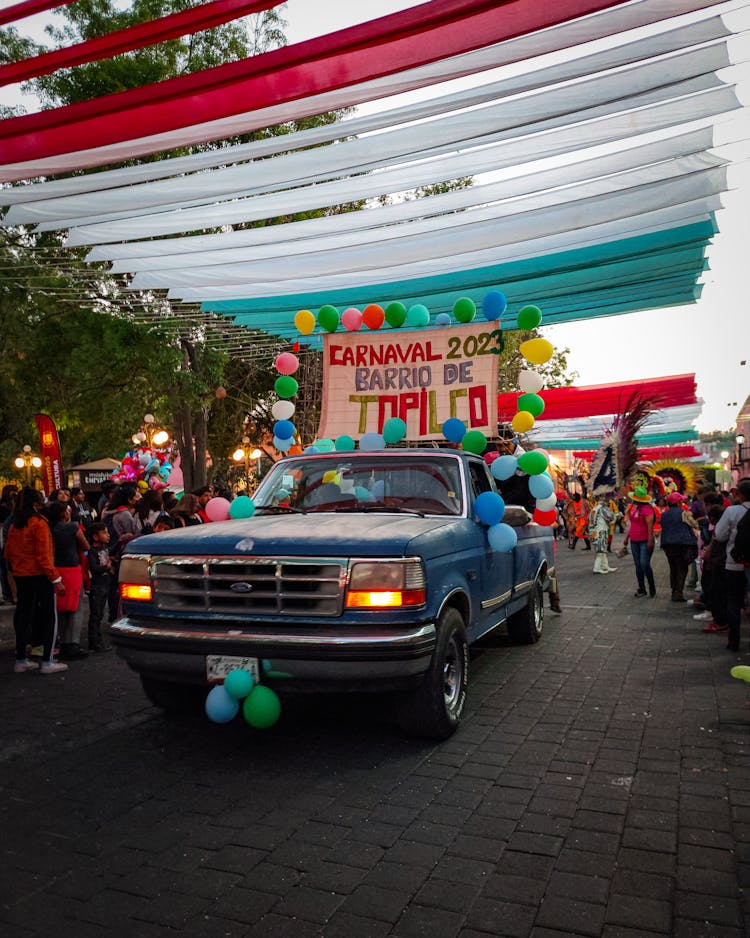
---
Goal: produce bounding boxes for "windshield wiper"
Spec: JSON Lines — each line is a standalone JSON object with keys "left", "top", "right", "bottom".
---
{"left": 254, "top": 505, "right": 307, "bottom": 514}
{"left": 359, "top": 505, "right": 425, "bottom": 517}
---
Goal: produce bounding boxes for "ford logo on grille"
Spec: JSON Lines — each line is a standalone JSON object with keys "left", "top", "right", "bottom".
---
{"left": 230, "top": 582, "right": 254, "bottom": 593}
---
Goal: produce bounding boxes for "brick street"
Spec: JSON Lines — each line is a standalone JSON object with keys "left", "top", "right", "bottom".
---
{"left": 1, "top": 543, "right": 749, "bottom": 937}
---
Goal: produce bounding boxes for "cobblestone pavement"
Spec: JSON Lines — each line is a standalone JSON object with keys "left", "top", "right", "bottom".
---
{"left": 1, "top": 542, "right": 749, "bottom": 938}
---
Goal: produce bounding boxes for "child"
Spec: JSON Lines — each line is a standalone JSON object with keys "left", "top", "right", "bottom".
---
{"left": 153, "top": 513, "right": 174, "bottom": 532}
{"left": 87, "top": 522, "right": 113, "bottom": 651}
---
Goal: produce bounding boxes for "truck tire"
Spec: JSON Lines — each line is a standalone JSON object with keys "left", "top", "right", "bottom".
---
{"left": 141, "top": 675, "right": 205, "bottom": 715}
{"left": 506, "top": 577, "right": 544, "bottom": 645}
{"left": 398, "top": 607, "right": 469, "bottom": 740}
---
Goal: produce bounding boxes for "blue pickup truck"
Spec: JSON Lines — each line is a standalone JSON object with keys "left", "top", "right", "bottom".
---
{"left": 112, "top": 448, "right": 556, "bottom": 738}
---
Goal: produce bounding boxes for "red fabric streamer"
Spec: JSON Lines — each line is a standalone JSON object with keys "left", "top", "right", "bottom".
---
{"left": 0, "top": 0, "right": 641, "bottom": 166}
{"left": 498, "top": 374, "right": 697, "bottom": 422}
{"left": 0, "top": 0, "right": 282, "bottom": 88}
{"left": 573, "top": 445, "right": 703, "bottom": 461}
{"left": 0, "top": 0, "right": 74, "bottom": 28}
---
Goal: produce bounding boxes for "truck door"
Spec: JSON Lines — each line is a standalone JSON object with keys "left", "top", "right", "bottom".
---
{"left": 467, "top": 460, "right": 515, "bottom": 631}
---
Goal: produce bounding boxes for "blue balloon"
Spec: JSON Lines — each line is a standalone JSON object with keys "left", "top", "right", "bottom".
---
{"left": 360, "top": 432, "right": 386, "bottom": 451}
{"left": 273, "top": 436, "right": 292, "bottom": 452}
{"left": 490, "top": 455, "right": 518, "bottom": 481}
{"left": 371, "top": 480, "right": 385, "bottom": 498}
{"left": 435, "top": 312, "right": 451, "bottom": 326}
{"left": 304, "top": 445, "right": 320, "bottom": 454}
{"left": 474, "top": 491, "right": 505, "bottom": 526}
{"left": 482, "top": 290, "right": 507, "bottom": 321}
{"left": 273, "top": 419, "right": 294, "bottom": 440}
{"left": 487, "top": 522, "right": 517, "bottom": 552}
{"left": 528, "top": 473, "right": 554, "bottom": 499}
{"left": 442, "top": 417, "right": 466, "bottom": 444}
{"left": 205, "top": 685, "right": 239, "bottom": 723}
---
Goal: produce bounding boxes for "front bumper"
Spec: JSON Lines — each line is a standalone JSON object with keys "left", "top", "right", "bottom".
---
{"left": 111, "top": 616, "right": 436, "bottom": 691}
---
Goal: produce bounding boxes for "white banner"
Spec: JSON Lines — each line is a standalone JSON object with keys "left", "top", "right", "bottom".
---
{"left": 318, "top": 323, "right": 500, "bottom": 441}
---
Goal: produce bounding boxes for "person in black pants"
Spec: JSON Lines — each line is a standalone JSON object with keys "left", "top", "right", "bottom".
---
{"left": 86, "top": 523, "right": 113, "bottom": 651}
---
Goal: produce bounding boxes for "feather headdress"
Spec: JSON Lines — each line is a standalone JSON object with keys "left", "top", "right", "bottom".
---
{"left": 589, "top": 392, "right": 657, "bottom": 495}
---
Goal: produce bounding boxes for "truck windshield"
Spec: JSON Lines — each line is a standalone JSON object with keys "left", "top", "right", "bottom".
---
{"left": 253, "top": 454, "right": 463, "bottom": 516}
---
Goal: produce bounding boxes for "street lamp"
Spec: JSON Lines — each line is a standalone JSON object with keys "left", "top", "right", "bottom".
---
{"left": 232, "top": 437, "right": 263, "bottom": 492}
{"left": 737, "top": 434, "right": 746, "bottom": 467}
{"left": 132, "top": 413, "right": 170, "bottom": 449}
{"left": 14, "top": 444, "right": 42, "bottom": 485}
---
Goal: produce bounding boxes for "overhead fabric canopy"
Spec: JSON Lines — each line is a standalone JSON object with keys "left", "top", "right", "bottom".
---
{"left": 0, "top": 0, "right": 746, "bottom": 349}
{"left": 0, "top": 0, "right": 74, "bottom": 27}
{"left": 573, "top": 445, "right": 705, "bottom": 459}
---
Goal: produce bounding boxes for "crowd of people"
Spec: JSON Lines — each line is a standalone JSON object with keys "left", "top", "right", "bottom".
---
{"left": 0, "top": 481, "right": 218, "bottom": 673}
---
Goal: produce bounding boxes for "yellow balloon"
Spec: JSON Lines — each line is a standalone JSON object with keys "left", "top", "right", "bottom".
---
{"left": 519, "top": 337, "right": 554, "bottom": 365}
{"left": 512, "top": 411, "right": 535, "bottom": 433}
{"left": 294, "top": 309, "right": 316, "bottom": 335}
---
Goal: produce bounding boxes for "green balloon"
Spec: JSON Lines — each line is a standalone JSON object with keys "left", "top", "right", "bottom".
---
{"left": 317, "top": 304, "right": 340, "bottom": 333}
{"left": 224, "top": 668, "right": 254, "bottom": 699}
{"left": 517, "top": 304, "right": 542, "bottom": 330}
{"left": 274, "top": 376, "right": 299, "bottom": 399}
{"left": 335, "top": 435, "right": 356, "bottom": 452}
{"left": 242, "top": 685, "right": 281, "bottom": 729}
{"left": 384, "top": 301, "right": 407, "bottom": 328}
{"left": 517, "top": 450, "right": 549, "bottom": 475}
{"left": 517, "top": 392, "right": 545, "bottom": 418}
{"left": 453, "top": 297, "right": 476, "bottom": 323}
{"left": 461, "top": 430, "right": 487, "bottom": 455}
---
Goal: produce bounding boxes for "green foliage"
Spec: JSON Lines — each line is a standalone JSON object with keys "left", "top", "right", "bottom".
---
{"left": 496, "top": 328, "right": 577, "bottom": 392}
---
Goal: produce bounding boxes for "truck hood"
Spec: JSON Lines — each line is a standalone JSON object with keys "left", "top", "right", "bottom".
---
{"left": 129, "top": 512, "right": 467, "bottom": 559}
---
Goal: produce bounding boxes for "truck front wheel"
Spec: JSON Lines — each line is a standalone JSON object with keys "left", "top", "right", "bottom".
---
{"left": 141, "top": 675, "right": 205, "bottom": 715}
{"left": 506, "top": 577, "right": 544, "bottom": 645}
{"left": 397, "top": 607, "right": 469, "bottom": 740}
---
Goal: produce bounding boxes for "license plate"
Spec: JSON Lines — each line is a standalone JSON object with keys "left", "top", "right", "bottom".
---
{"left": 206, "top": 655, "right": 259, "bottom": 683}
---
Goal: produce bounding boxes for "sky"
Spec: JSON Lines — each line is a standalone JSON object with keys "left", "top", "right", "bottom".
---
{"left": 1, "top": 0, "right": 749, "bottom": 433}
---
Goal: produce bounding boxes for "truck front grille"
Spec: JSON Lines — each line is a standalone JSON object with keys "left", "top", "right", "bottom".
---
{"left": 151, "top": 557, "right": 346, "bottom": 617}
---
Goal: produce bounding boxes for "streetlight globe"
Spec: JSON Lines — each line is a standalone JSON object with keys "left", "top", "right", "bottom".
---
{"left": 22, "top": 444, "right": 31, "bottom": 453}
{"left": 721, "top": 450, "right": 730, "bottom": 459}
{"left": 251, "top": 449, "right": 262, "bottom": 459}
{"left": 14, "top": 457, "right": 24, "bottom": 469}
{"left": 144, "top": 414, "right": 155, "bottom": 424}
{"left": 152, "top": 430, "right": 169, "bottom": 446}
{"left": 232, "top": 448, "right": 246, "bottom": 462}
{"left": 135, "top": 431, "right": 147, "bottom": 443}
{"left": 31, "top": 457, "right": 42, "bottom": 468}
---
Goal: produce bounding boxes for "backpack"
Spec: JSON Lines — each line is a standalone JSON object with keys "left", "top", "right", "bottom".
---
{"left": 730, "top": 506, "right": 750, "bottom": 566}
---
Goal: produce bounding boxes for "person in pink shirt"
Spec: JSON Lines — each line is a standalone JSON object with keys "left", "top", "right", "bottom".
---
{"left": 622, "top": 485, "right": 657, "bottom": 598}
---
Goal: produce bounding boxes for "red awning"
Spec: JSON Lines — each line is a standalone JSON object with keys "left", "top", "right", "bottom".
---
{"left": 573, "top": 444, "right": 703, "bottom": 461}
{"left": 498, "top": 373, "right": 697, "bottom": 422}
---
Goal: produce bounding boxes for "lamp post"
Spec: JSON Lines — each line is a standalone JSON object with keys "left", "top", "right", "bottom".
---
{"left": 14, "top": 444, "right": 42, "bottom": 486}
{"left": 232, "top": 437, "right": 263, "bottom": 492}
{"left": 737, "top": 434, "right": 746, "bottom": 469}
{"left": 132, "top": 413, "right": 170, "bottom": 450}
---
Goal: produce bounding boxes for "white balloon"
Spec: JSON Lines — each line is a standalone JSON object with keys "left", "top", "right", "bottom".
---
{"left": 518, "top": 369, "right": 544, "bottom": 393}
{"left": 536, "top": 493, "right": 558, "bottom": 511}
{"left": 271, "top": 400, "right": 295, "bottom": 420}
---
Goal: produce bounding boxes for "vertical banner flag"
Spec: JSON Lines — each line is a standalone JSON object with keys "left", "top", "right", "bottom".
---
{"left": 34, "top": 412, "right": 64, "bottom": 496}
{"left": 318, "top": 322, "right": 500, "bottom": 440}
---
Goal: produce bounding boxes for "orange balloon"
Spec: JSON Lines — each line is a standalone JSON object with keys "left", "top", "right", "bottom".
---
{"left": 287, "top": 444, "right": 303, "bottom": 455}
{"left": 362, "top": 304, "right": 385, "bottom": 330}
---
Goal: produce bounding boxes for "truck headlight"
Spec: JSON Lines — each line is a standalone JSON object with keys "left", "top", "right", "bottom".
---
{"left": 346, "top": 560, "right": 426, "bottom": 608}
{"left": 119, "top": 555, "right": 152, "bottom": 602}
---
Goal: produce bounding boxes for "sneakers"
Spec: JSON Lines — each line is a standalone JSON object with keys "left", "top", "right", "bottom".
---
{"left": 703, "top": 622, "right": 729, "bottom": 633}
{"left": 40, "top": 661, "right": 68, "bottom": 674}
{"left": 14, "top": 659, "right": 40, "bottom": 673}
{"left": 693, "top": 611, "right": 713, "bottom": 621}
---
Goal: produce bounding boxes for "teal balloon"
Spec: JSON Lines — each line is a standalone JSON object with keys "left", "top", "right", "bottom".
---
{"left": 384, "top": 301, "right": 407, "bottom": 328}
{"left": 274, "top": 376, "right": 298, "bottom": 399}
{"left": 453, "top": 296, "right": 476, "bottom": 323}
{"left": 517, "top": 392, "right": 545, "bottom": 417}
{"left": 490, "top": 455, "right": 517, "bottom": 481}
{"left": 205, "top": 685, "right": 239, "bottom": 723}
{"left": 528, "top": 473, "right": 554, "bottom": 499}
{"left": 461, "top": 430, "right": 487, "bottom": 454}
{"left": 382, "top": 417, "right": 407, "bottom": 444}
{"left": 229, "top": 496, "right": 255, "bottom": 519}
{"left": 406, "top": 304, "right": 430, "bottom": 327}
{"left": 354, "top": 485, "right": 375, "bottom": 501}
{"left": 317, "top": 304, "right": 340, "bottom": 332}
{"left": 313, "top": 438, "right": 335, "bottom": 453}
{"left": 517, "top": 450, "right": 549, "bottom": 475}
{"left": 223, "top": 668, "right": 255, "bottom": 699}
{"left": 242, "top": 685, "right": 281, "bottom": 729}
{"left": 474, "top": 491, "right": 505, "bottom": 526}
{"left": 517, "top": 304, "right": 542, "bottom": 330}
{"left": 487, "top": 522, "right": 517, "bottom": 552}
{"left": 335, "top": 435, "right": 356, "bottom": 452}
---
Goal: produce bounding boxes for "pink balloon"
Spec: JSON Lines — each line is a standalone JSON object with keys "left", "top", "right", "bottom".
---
{"left": 341, "top": 307, "right": 363, "bottom": 332}
{"left": 205, "top": 497, "right": 231, "bottom": 522}
{"left": 275, "top": 352, "right": 299, "bottom": 375}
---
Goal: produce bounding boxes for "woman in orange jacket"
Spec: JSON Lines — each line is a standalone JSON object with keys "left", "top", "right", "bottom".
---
{"left": 4, "top": 487, "right": 68, "bottom": 673}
